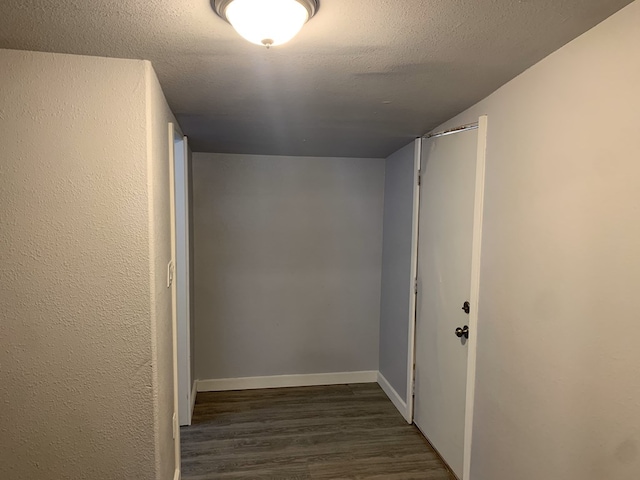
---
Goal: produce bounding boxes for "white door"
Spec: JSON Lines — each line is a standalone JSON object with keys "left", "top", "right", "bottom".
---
{"left": 414, "top": 127, "right": 479, "bottom": 478}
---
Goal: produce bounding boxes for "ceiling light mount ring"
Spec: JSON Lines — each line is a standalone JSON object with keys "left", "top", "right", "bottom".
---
{"left": 212, "top": 0, "right": 319, "bottom": 47}
{"left": 212, "top": 0, "right": 319, "bottom": 23}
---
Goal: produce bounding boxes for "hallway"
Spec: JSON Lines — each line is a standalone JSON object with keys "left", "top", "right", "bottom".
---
{"left": 181, "top": 384, "right": 455, "bottom": 479}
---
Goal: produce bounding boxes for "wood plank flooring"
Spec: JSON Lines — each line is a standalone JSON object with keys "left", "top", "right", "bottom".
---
{"left": 181, "top": 383, "right": 455, "bottom": 479}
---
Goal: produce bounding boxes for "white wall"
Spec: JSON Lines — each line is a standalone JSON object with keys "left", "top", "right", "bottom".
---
{"left": 0, "top": 49, "right": 178, "bottom": 480}
{"left": 378, "top": 141, "right": 416, "bottom": 401}
{"left": 192, "top": 153, "right": 385, "bottom": 381}
{"left": 432, "top": 3, "right": 640, "bottom": 478}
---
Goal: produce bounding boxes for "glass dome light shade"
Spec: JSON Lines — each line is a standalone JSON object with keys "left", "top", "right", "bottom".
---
{"left": 224, "top": 0, "right": 310, "bottom": 47}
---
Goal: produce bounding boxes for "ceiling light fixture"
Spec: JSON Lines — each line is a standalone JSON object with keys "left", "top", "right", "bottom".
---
{"left": 212, "top": 0, "right": 319, "bottom": 48}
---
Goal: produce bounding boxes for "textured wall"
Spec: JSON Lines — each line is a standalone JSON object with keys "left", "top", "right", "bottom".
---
{"left": 146, "top": 63, "right": 180, "bottom": 480}
{"left": 0, "top": 50, "right": 155, "bottom": 479}
{"left": 192, "top": 153, "right": 384, "bottom": 380}
{"left": 433, "top": 2, "right": 640, "bottom": 478}
{"left": 378, "top": 141, "right": 416, "bottom": 401}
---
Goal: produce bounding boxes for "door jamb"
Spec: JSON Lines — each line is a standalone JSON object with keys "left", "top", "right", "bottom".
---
{"left": 405, "top": 137, "right": 422, "bottom": 423}
{"left": 168, "top": 122, "right": 181, "bottom": 476}
{"left": 173, "top": 133, "right": 192, "bottom": 427}
{"left": 462, "top": 114, "right": 488, "bottom": 479}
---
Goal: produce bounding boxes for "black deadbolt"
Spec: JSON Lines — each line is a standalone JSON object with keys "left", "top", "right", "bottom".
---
{"left": 462, "top": 301, "right": 470, "bottom": 314}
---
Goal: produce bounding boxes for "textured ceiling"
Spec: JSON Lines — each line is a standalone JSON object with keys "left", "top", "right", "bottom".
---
{"left": 0, "top": 0, "right": 632, "bottom": 157}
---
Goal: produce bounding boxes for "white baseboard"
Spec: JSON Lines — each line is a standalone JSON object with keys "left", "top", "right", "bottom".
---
{"left": 197, "top": 371, "right": 378, "bottom": 392}
{"left": 190, "top": 380, "right": 198, "bottom": 417}
{"left": 173, "top": 468, "right": 180, "bottom": 480}
{"left": 377, "top": 372, "right": 411, "bottom": 424}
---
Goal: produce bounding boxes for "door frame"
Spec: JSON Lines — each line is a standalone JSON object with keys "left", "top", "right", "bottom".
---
{"left": 406, "top": 115, "right": 488, "bottom": 479}
{"left": 173, "top": 132, "right": 193, "bottom": 427}
{"left": 404, "top": 137, "right": 422, "bottom": 423}
{"left": 168, "top": 122, "right": 182, "bottom": 475}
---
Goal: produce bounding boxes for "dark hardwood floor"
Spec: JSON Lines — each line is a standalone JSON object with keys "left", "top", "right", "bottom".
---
{"left": 180, "top": 383, "right": 455, "bottom": 479}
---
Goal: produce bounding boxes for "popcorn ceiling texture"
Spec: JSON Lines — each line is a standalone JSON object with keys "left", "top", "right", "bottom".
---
{"left": 0, "top": 49, "right": 177, "bottom": 479}
{"left": 0, "top": 0, "right": 632, "bottom": 158}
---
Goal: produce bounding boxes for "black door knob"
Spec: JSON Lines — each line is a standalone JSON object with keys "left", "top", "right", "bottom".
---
{"left": 455, "top": 325, "right": 469, "bottom": 339}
